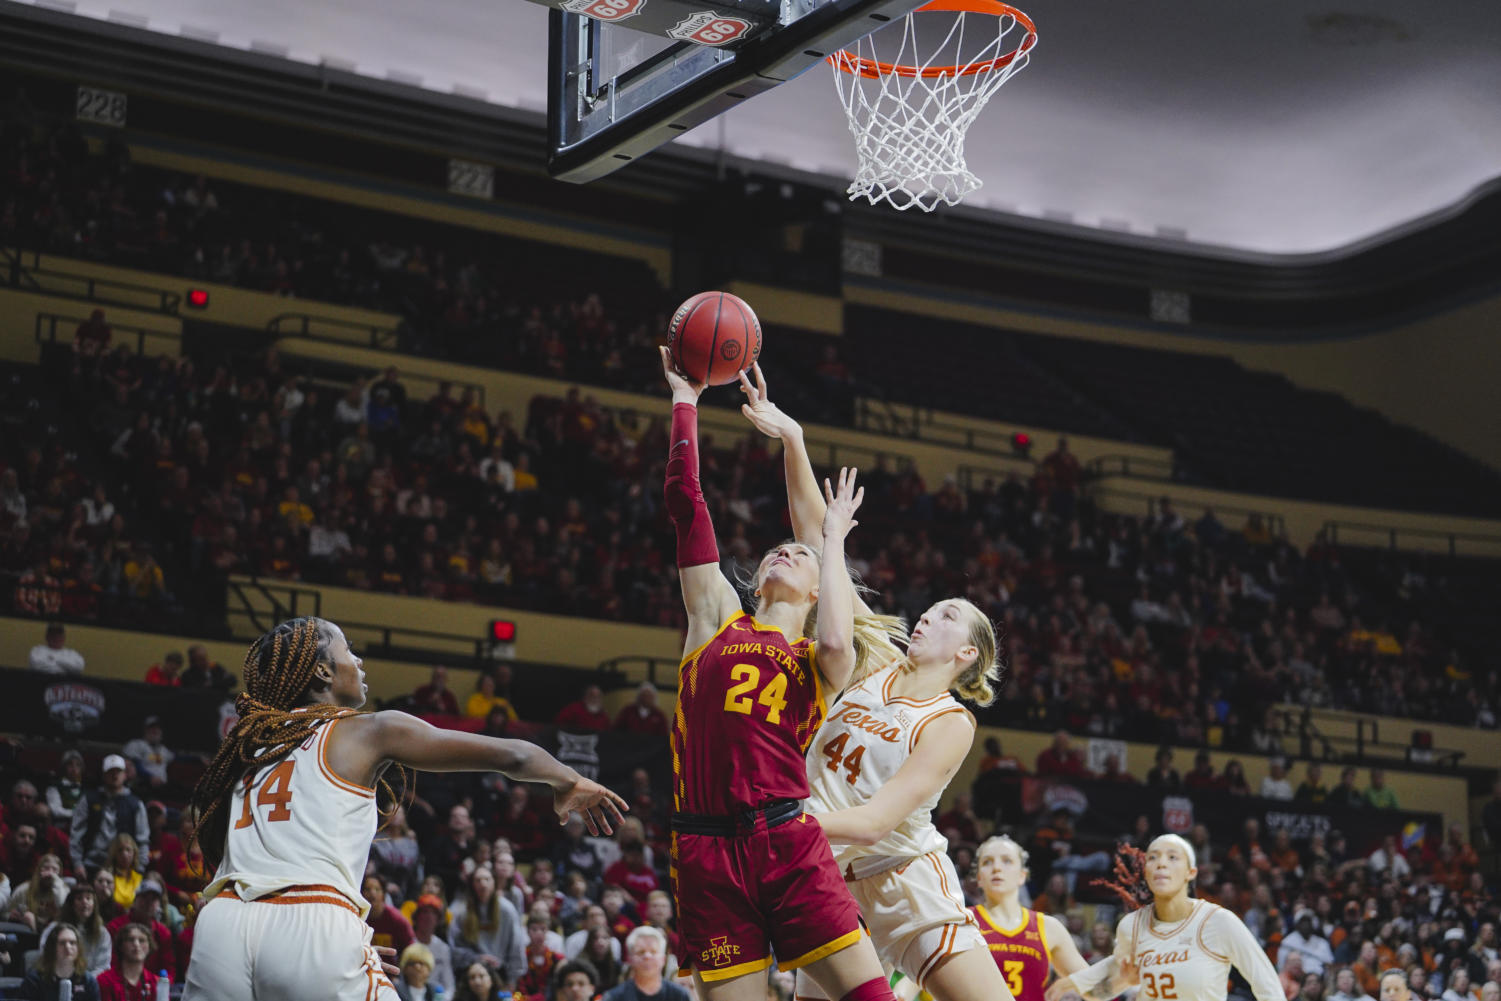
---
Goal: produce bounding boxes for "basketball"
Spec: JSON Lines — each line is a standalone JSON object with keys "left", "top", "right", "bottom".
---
{"left": 667, "top": 291, "right": 763, "bottom": 386}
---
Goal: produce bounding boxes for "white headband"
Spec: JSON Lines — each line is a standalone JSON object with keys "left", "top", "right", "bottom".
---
{"left": 1148, "top": 833, "right": 1197, "bottom": 869}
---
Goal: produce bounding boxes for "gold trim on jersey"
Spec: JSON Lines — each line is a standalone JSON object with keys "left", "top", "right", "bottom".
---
{"left": 697, "top": 955, "right": 775, "bottom": 982}
{"left": 679, "top": 609, "right": 750, "bottom": 669}
{"left": 976, "top": 904, "right": 1032, "bottom": 939}
{"left": 778, "top": 928, "right": 864, "bottom": 972}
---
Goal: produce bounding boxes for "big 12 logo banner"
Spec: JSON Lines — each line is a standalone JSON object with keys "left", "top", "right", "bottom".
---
{"left": 560, "top": 0, "right": 645, "bottom": 22}
{"left": 667, "top": 12, "right": 752, "bottom": 45}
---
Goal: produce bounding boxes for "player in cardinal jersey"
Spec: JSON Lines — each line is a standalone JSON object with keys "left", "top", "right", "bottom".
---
{"left": 182, "top": 617, "right": 624, "bottom": 1001}
{"left": 733, "top": 366, "right": 1017, "bottom": 1001}
{"left": 971, "top": 836, "right": 1087, "bottom": 1001}
{"left": 661, "top": 348, "right": 900, "bottom": 1001}
{"left": 1046, "top": 835, "right": 1282, "bottom": 1001}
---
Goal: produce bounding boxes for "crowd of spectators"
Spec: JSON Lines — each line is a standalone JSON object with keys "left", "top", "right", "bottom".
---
{"left": 1, "top": 697, "right": 1498, "bottom": 1001}
{"left": 3, "top": 319, "right": 1494, "bottom": 735}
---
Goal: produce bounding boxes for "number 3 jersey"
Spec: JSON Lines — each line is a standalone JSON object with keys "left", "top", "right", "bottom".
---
{"left": 1074, "top": 900, "right": 1283, "bottom": 1001}
{"left": 204, "top": 713, "right": 377, "bottom": 917}
{"left": 671, "top": 611, "right": 826, "bottom": 816}
{"left": 806, "top": 664, "right": 973, "bottom": 876}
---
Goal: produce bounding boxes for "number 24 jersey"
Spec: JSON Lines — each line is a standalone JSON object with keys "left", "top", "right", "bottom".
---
{"left": 671, "top": 611, "right": 826, "bottom": 816}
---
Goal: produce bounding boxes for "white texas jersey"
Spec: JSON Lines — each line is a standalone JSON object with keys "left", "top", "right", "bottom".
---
{"left": 1075, "top": 900, "right": 1282, "bottom": 1001}
{"left": 806, "top": 665, "right": 973, "bottom": 875}
{"left": 205, "top": 713, "right": 377, "bottom": 917}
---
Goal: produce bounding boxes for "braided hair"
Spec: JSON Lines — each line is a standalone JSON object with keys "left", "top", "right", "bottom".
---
{"left": 190, "top": 617, "right": 401, "bottom": 869}
{"left": 1093, "top": 844, "right": 1153, "bottom": 912}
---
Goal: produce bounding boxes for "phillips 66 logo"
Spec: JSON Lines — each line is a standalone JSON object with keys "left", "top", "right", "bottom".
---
{"left": 668, "top": 12, "right": 752, "bottom": 45}
{"left": 560, "top": 0, "right": 645, "bottom": 23}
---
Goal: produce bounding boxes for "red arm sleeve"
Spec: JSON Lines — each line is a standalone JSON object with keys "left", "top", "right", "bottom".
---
{"left": 664, "top": 403, "right": 720, "bottom": 568}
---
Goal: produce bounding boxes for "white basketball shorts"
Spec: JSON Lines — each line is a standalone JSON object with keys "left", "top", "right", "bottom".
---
{"left": 795, "top": 851, "right": 985, "bottom": 997}
{"left": 183, "top": 888, "right": 398, "bottom": 1001}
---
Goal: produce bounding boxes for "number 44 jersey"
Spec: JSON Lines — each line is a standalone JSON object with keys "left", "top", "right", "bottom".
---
{"left": 204, "top": 712, "right": 377, "bottom": 916}
{"left": 806, "top": 664, "right": 973, "bottom": 877}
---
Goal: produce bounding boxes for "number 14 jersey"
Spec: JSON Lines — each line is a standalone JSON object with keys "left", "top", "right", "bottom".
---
{"left": 204, "top": 712, "right": 377, "bottom": 917}
{"left": 806, "top": 665, "right": 973, "bottom": 876}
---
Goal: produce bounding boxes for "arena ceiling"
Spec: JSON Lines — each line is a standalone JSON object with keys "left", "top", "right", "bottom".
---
{"left": 6, "top": 0, "right": 1501, "bottom": 257}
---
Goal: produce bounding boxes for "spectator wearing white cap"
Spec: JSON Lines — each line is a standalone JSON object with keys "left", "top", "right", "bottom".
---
{"left": 29, "top": 622, "right": 86, "bottom": 674}
{"left": 69, "top": 755, "right": 149, "bottom": 878}
{"left": 122, "top": 716, "right": 174, "bottom": 788}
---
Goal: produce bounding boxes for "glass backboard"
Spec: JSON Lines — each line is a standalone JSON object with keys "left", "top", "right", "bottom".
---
{"left": 542, "top": 0, "right": 926, "bottom": 182}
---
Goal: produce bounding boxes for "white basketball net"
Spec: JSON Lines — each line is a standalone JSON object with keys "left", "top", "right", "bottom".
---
{"left": 830, "top": 4, "right": 1035, "bottom": 212}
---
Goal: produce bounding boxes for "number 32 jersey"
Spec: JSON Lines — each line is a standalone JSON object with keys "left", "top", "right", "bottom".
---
{"left": 672, "top": 611, "right": 826, "bottom": 815}
{"left": 1077, "top": 900, "right": 1283, "bottom": 1001}
{"left": 204, "top": 712, "right": 377, "bottom": 917}
{"left": 806, "top": 665, "right": 973, "bottom": 875}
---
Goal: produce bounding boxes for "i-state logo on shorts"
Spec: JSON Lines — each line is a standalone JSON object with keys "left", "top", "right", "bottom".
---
{"left": 560, "top": 0, "right": 645, "bottom": 23}
{"left": 667, "top": 12, "right": 752, "bottom": 45}
{"left": 701, "top": 936, "right": 741, "bottom": 967}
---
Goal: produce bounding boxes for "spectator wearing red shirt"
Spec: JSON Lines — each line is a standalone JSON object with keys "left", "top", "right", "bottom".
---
{"left": 1041, "top": 436, "right": 1081, "bottom": 494}
{"left": 556, "top": 685, "right": 610, "bottom": 733}
{"left": 412, "top": 665, "right": 461, "bottom": 716}
{"left": 935, "top": 791, "right": 980, "bottom": 846}
{"left": 642, "top": 890, "right": 682, "bottom": 966}
{"left": 1184, "top": 749, "right": 1223, "bottom": 791}
{"left": 74, "top": 309, "right": 113, "bottom": 358}
{"left": 1035, "top": 731, "right": 1090, "bottom": 778}
{"left": 976, "top": 736, "right": 1026, "bottom": 775}
{"left": 98, "top": 922, "right": 163, "bottom": 1001}
{"left": 600, "top": 886, "right": 637, "bottom": 944}
{"left": 613, "top": 684, "right": 667, "bottom": 737}
{"left": 363, "top": 874, "right": 415, "bottom": 954}
{"left": 603, "top": 843, "right": 658, "bottom": 907}
{"left": 517, "top": 915, "right": 566, "bottom": 999}
{"left": 143, "top": 651, "right": 183, "bottom": 687}
{"left": 105, "top": 877, "right": 174, "bottom": 977}
{"left": 495, "top": 786, "right": 548, "bottom": 861}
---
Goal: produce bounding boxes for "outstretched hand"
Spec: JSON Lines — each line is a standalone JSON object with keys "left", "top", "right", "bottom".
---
{"left": 374, "top": 945, "right": 399, "bottom": 980}
{"left": 553, "top": 774, "right": 629, "bottom": 836}
{"left": 821, "top": 466, "right": 863, "bottom": 541}
{"left": 660, "top": 345, "right": 705, "bottom": 404}
{"left": 1043, "top": 976, "right": 1077, "bottom": 1001}
{"left": 738, "top": 363, "right": 799, "bottom": 440}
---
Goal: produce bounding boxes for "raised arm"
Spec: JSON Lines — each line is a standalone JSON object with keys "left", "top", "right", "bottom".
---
{"left": 1048, "top": 914, "right": 1139, "bottom": 1001}
{"left": 663, "top": 346, "right": 742, "bottom": 655}
{"left": 813, "top": 467, "right": 863, "bottom": 692}
{"left": 813, "top": 710, "right": 971, "bottom": 845}
{"left": 739, "top": 365, "right": 892, "bottom": 629}
{"left": 330, "top": 712, "right": 627, "bottom": 835}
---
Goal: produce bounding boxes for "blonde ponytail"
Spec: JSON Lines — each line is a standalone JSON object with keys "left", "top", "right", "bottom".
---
{"left": 951, "top": 599, "right": 1004, "bottom": 706}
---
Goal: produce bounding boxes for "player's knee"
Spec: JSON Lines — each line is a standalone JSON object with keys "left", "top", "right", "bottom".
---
{"left": 839, "top": 976, "right": 898, "bottom": 1001}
